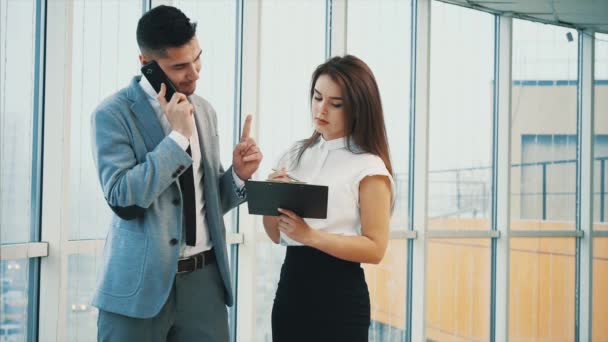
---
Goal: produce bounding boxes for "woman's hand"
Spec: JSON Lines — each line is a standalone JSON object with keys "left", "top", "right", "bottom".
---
{"left": 262, "top": 170, "right": 299, "bottom": 244}
{"left": 276, "top": 208, "right": 316, "bottom": 245}
{"left": 267, "top": 168, "right": 292, "bottom": 182}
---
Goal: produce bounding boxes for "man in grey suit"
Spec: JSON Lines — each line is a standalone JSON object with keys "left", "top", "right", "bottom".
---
{"left": 90, "top": 5, "right": 262, "bottom": 341}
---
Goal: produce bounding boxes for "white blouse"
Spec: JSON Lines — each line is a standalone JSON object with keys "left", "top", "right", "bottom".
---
{"left": 275, "top": 136, "right": 395, "bottom": 246}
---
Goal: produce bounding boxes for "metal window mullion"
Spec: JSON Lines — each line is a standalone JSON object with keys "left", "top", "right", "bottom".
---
{"left": 407, "top": 0, "right": 431, "bottom": 341}
{"left": 142, "top": 0, "right": 151, "bottom": 13}
{"left": 234, "top": 0, "right": 260, "bottom": 339}
{"left": 31, "top": 0, "right": 46, "bottom": 248}
{"left": 426, "top": 230, "right": 500, "bottom": 239}
{"left": 0, "top": 243, "right": 49, "bottom": 260}
{"left": 38, "top": 0, "right": 74, "bottom": 340}
{"left": 227, "top": 232, "right": 244, "bottom": 245}
{"left": 390, "top": 230, "right": 418, "bottom": 240}
{"left": 327, "top": 0, "right": 346, "bottom": 57}
{"left": 593, "top": 230, "right": 608, "bottom": 237}
{"left": 601, "top": 159, "right": 605, "bottom": 222}
{"left": 509, "top": 230, "right": 584, "bottom": 238}
{"left": 150, "top": 0, "right": 171, "bottom": 8}
{"left": 492, "top": 15, "right": 512, "bottom": 342}
{"left": 576, "top": 29, "right": 594, "bottom": 342}
{"left": 228, "top": 1, "right": 245, "bottom": 341}
{"left": 325, "top": 0, "right": 331, "bottom": 59}
{"left": 28, "top": 0, "right": 47, "bottom": 340}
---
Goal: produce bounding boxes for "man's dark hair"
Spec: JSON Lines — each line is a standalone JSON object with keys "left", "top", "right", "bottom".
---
{"left": 136, "top": 5, "right": 197, "bottom": 57}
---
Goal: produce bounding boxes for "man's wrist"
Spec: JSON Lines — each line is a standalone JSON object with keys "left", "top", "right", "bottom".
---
{"left": 168, "top": 130, "right": 189, "bottom": 150}
{"left": 232, "top": 168, "right": 245, "bottom": 189}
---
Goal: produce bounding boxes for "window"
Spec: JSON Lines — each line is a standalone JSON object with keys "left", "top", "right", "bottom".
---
{"left": 426, "top": 3, "right": 494, "bottom": 340}
{"left": 64, "top": 1, "right": 142, "bottom": 338}
{"left": 254, "top": 1, "right": 326, "bottom": 339}
{"left": 509, "top": 20, "right": 579, "bottom": 341}
{"left": 68, "top": 0, "right": 141, "bottom": 240}
{"left": 0, "top": 0, "right": 37, "bottom": 244}
{"left": 593, "top": 32, "right": 608, "bottom": 342}
{"left": 346, "top": 0, "right": 411, "bottom": 339}
{"left": 1, "top": 1, "right": 39, "bottom": 339}
{"left": 510, "top": 20, "right": 578, "bottom": 228}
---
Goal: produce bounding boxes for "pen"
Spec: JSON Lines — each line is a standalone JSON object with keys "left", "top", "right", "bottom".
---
{"left": 271, "top": 168, "right": 302, "bottom": 182}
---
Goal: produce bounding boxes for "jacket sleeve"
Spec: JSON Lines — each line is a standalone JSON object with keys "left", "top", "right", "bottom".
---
{"left": 218, "top": 165, "right": 247, "bottom": 214}
{"left": 90, "top": 105, "right": 191, "bottom": 220}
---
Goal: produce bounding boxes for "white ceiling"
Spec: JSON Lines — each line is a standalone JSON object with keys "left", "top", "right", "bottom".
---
{"left": 439, "top": 0, "right": 608, "bottom": 34}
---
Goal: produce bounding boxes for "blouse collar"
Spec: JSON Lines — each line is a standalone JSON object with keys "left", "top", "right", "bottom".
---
{"left": 318, "top": 136, "right": 347, "bottom": 151}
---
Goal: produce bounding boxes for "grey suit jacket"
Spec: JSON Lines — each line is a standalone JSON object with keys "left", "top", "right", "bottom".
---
{"left": 90, "top": 76, "right": 245, "bottom": 318}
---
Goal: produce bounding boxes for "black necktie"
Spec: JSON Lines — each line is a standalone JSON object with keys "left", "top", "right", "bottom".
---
{"left": 179, "top": 145, "right": 197, "bottom": 246}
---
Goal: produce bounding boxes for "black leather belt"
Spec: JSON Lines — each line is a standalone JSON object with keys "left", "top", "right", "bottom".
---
{"left": 177, "top": 248, "right": 215, "bottom": 274}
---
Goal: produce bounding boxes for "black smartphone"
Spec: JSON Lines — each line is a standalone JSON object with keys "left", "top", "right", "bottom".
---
{"left": 140, "top": 60, "right": 177, "bottom": 102}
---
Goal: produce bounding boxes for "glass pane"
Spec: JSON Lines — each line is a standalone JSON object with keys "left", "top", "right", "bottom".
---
{"left": 68, "top": 0, "right": 141, "bottom": 240}
{"left": 595, "top": 33, "right": 608, "bottom": 228}
{"left": 364, "top": 240, "right": 407, "bottom": 341}
{"left": 254, "top": 1, "right": 326, "bottom": 340}
{"left": 509, "top": 237, "right": 575, "bottom": 341}
{"left": 346, "top": 2, "right": 411, "bottom": 339}
{"left": 346, "top": 0, "right": 411, "bottom": 232}
{"left": 511, "top": 20, "right": 578, "bottom": 228}
{"left": 593, "top": 238, "right": 608, "bottom": 342}
{"left": 428, "top": 2, "right": 494, "bottom": 230}
{"left": 255, "top": 239, "right": 285, "bottom": 341}
{"left": 0, "top": 0, "right": 36, "bottom": 244}
{"left": 67, "top": 254, "right": 99, "bottom": 342}
{"left": 256, "top": 2, "right": 327, "bottom": 174}
{"left": 1, "top": 259, "right": 29, "bottom": 341}
{"left": 426, "top": 238, "right": 491, "bottom": 341}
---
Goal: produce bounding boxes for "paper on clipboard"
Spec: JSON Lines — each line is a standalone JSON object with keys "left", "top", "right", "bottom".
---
{"left": 244, "top": 180, "right": 328, "bottom": 219}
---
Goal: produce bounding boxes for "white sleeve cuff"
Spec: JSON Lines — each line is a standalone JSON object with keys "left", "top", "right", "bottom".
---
{"left": 232, "top": 168, "right": 245, "bottom": 189}
{"left": 168, "top": 130, "right": 190, "bottom": 150}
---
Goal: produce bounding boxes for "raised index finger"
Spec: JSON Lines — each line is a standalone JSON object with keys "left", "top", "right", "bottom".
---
{"left": 240, "top": 114, "right": 252, "bottom": 142}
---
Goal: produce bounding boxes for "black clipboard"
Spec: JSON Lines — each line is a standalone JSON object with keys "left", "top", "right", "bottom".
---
{"left": 245, "top": 180, "right": 328, "bottom": 219}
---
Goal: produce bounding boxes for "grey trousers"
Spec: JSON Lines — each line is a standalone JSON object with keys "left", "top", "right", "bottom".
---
{"left": 97, "top": 261, "right": 229, "bottom": 342}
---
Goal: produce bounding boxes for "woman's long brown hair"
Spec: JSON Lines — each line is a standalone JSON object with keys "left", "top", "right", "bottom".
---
{"left": 294, "top": 55, "right": 393, "bottom": 175}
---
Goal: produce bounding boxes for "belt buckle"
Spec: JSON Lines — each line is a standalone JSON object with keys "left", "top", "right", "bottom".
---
{"left": 177, "top": 256, "right": 194, "bottom": 274}
{"left": 177, "top": 252, "right": 206, "bottom": 275}
{"left": 177, "top": 264, "right": 189, "bottom": 274}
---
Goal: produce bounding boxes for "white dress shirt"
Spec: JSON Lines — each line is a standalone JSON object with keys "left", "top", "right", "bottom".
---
{"left": 139, "top": 76, "right": 244, "bottom": 257}
{"left": 275, "top": 136, "right": 395, "bottom": 246}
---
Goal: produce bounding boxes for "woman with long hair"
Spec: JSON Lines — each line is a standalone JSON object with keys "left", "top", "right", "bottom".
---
{"left": 263, "top": 55, "right": 394, "bottom": 341}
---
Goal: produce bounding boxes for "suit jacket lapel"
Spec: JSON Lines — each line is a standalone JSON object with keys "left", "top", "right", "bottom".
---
{"left": 191, "top": 97, "right": 214, "bottom": 170}
{"left": 127, "top": 76, "right": 165, "bottom": 151}
{"left": 191, "top": 97, "right": 225, "bottom": 246}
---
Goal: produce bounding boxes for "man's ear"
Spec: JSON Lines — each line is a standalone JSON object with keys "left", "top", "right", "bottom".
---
{"left": 138, "top": 54, "right": 147, "bottom": 65}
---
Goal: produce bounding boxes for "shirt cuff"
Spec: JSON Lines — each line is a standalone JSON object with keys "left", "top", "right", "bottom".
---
{"left": 232, "top": 168, "right": 247, "bottom": 200}
{"left": 168, "top": 130, "right": 190, "bottom": 150}
{"left": 232, "top": 168, "right": 245, "bottom": 189}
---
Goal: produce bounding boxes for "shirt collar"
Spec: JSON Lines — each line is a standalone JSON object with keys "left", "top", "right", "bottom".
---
{"left": 319, "top": 136, "right": 347, "bottom": 151}
{"left": 139, "top": 75, "right": 159, "bottom": 101}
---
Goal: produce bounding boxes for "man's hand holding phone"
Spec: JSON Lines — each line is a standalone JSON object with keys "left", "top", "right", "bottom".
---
{"left": 157, "top": 83, "right": 194, "bottom": 139}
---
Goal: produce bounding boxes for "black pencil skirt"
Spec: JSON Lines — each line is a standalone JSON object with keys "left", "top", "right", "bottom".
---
{"left": 271, "top": 246, "right": 370, "bottom": 342}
